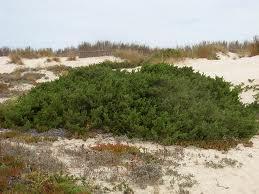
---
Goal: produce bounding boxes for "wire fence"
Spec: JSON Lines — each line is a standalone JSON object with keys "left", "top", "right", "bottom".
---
{"left": 78, "top": 50, "right": 113, "bottom": 58}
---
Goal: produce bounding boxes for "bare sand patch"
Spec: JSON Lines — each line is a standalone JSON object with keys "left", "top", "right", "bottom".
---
{"left": 176, "top": 54, "right": 259, "bottom": 103}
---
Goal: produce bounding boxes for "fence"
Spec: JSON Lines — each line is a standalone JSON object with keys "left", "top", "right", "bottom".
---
{"left": 78, "top": 50, "right": 113, "bottom": 58}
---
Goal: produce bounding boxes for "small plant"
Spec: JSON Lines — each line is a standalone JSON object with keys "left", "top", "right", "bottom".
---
{"left": 67, "top": 56, "right": 77, "bottom": 61}
{"left": 45, "top": 57, "right": 61, "bottom": 63}
{"left": 130, "top": 163, "right": 162, "bottom": 188}
{"left": 205, "top": 158, "right": 241, "bottom": 169}
{"left": 0, "top": 131, "right": 58, "bottom": 144}
{"left": 52, "top": 57, "right": 61, "bottom": 62}
{"left": 91, "top": 143, "right": 140, "bottom": 155}
{"left": 114, "top": 49, "right": 146, "bottom": 64}
{"left": 0, "top": 83, "right": 9, "bottom": 93}
{"left": 8, "top": 53, "right": 24, "bottom": 65}
{"left": 249, "top": 36, "right": 259, "bottom": 56}
{"left": 45, "top": 65, "right": 72, "bottom": 75}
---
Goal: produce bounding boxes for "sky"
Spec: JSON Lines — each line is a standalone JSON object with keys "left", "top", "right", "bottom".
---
{"left": 1, "top": 0, "right": 259, "bottom": 49}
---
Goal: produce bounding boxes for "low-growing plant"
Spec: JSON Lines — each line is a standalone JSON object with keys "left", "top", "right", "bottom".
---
{"left": 45, "top": 57, "right": 61, "bottom": 63}
{"left": 0, "top": 130, "right": 58, "bottom": 144}
{"left": 0, "top": 83, "right": 9, "bottom": 93}
{"left": 0, "top": 63, "right": 257, "bottom": 144}
{"left": 91, "top": 143, "right": 140, "bottom": 155}
{"left": 67, "top": 56, "right": 77, "bottom": 61}
{"left": 130, "top": 163, "right": 162, "bottom": 188}
{"left": 45, "top": 65, "right": 72, "bottom": 76}
{"left": 114, "top": 49, "right": 146, "bottom": 64}
{"left": 0, "top": 141, "right": 91, "bottom": 193}
{"left": 97, "top": 60, "right": 140, "bottom": 69}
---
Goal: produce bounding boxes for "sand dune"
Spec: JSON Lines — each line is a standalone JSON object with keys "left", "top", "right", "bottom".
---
{"left": 0, "top": 56, "right": 122, "bottom": 74}
{"left": 176, "top": 54, "right": 259, "bottom": 103}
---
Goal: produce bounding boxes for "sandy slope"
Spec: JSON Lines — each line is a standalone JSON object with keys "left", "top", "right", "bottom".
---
{"left": 176, "top": 54, "right": 259, "bottom": 103}
{"left": 0, "top": 56, "right": 122, "bottom": 74}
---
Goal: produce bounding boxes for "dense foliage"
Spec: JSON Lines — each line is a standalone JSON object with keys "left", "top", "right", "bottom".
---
{"left": 0, "top": 64, "right": 257, "bottom": 144}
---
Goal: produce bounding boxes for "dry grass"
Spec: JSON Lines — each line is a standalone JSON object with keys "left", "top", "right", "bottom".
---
{"left": 67, "top": 56, "right": 77, "bottom": 61}
{"left": 45, "top": 65, "right": 71, "bottom": 76}
{"left": 175, "top": 139, "right": 253, "bottom": 151}
{"left": 249, "top": 36, "right": 259, "bottom": 56}
{"left": 114, "top": 49, "right": 146, "bottom": 64}
{"left": 205, "top": 158, "right": 242, "bottom": 169}
{"left": 0, "top": 83, "right": 9, "bottom": 93}
{"left": 0, "top": 141, "right": 91, "bottom": 193}
{"left": 45, "top": 57, "right": 61, "bottom": 63}
{"left": 91, "top": 143, "right": 140, "bottom": 155}
{"left": 0, "top": 131, "right": 58, "bottom": 144}
{"left": 6, "top": 47, "right": 54, "bottom": 59}
{"left": 8, "top": 53, "right": 24, "bottom": 65}
{"left": 0, "top": 69, "right": 45, "bottom": 86}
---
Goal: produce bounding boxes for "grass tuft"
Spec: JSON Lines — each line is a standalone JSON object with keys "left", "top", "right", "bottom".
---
{"left": 8, "top": 53, "right": 24, "bottom": 65}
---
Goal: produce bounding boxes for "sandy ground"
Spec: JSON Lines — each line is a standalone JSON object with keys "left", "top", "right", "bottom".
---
{"left": 176, "top": 53, "right": 259, "bottom": 103}
{"left": 2, "top": 132, "right": 259, "bottom": 194}
{"left": 0, "top": 56, "right": 121, "bottom": 74}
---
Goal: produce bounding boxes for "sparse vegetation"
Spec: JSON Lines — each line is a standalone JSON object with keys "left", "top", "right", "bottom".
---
{"left": 45, "top": 57, "right": 61, "bottom": 63}
{"left": 1, "top": 37, "right": 259, "bottom": 63}
{"left": 67, "top": 56, "right": 77, "bottom": 61}
{"left": 249, "top": 36, "right": 259, "bottom": 56}
{"left": 91, "top": 143, "right": 140, "bottom": 155}
{"left": 0, "top": 69, "right": 44, "bottom": 86}
{"left": 8, "top": 53, "right": 24, "bottom": 65}
{"left": 205, "top": 158, "right": 242, "bottom": 169}
{"left": 0, "top": 130, "right": 58, "bottom": 144}
{"left": 0, "top": 63, "right": 257, "bottom": 145}
{"left": 0, "top": 141, "right": 91, "bottom": 193}
{"left": 45, "top": 65, "right": 72, "bottom": 76}
{"left": 5, "top": 47, "right": 55, "bottom": 59}
{"left": 114, "top": 49, "right": 147, "bottom": 64}
{"left": 0, "top": 83, "right": 9, "bottom": 93}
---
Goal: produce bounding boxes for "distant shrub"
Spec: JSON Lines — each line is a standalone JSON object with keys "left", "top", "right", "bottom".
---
{"left": 45, "top": 65, "right": 72, "bottom": 76}
{"left": 191, "top": 42, "right": 227, "bottom": 59}
{"left": 9, "top": 47, "right": 54, "bottom": 59}
{"left": 114, "top": 49, "right": 146, "bottom": 64}
{"left": 67, "top": 56, "right": 77, "bottom": 61}
{"left": 45, "top": 57, "right": 61, "bottom": 63}
{"left": 0, "top": 63, "right": 257, "bottom": 144}
{"left": 8, "top": 54, "right": 24, "bottom": 65}
{"left": 249, "top": 36, "right": 259, "bottom": 56}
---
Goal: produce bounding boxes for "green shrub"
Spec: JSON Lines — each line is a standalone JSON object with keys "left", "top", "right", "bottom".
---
{"left": 97, "top": 60, "right": 141, "bottom": 69}
{"left": 0, "top": 63, "right": 257, "bottom": 144}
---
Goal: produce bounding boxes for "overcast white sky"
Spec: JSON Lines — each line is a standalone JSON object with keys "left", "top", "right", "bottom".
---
{"left": 1, "top": 0, "right": 259, "bottom": 48}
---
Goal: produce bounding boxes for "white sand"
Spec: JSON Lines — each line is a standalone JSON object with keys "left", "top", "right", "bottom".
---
{"left": 8, "top": 134, "right": 256, "bottom": 194}
{"left": 176, "top": 53, "right": 259, "bottom": 103}
{"left": 0, "top": 56, "right": 122, "bottom": 74}
{"left": 0, "top": 57, "right": 17, "bottom": 74}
